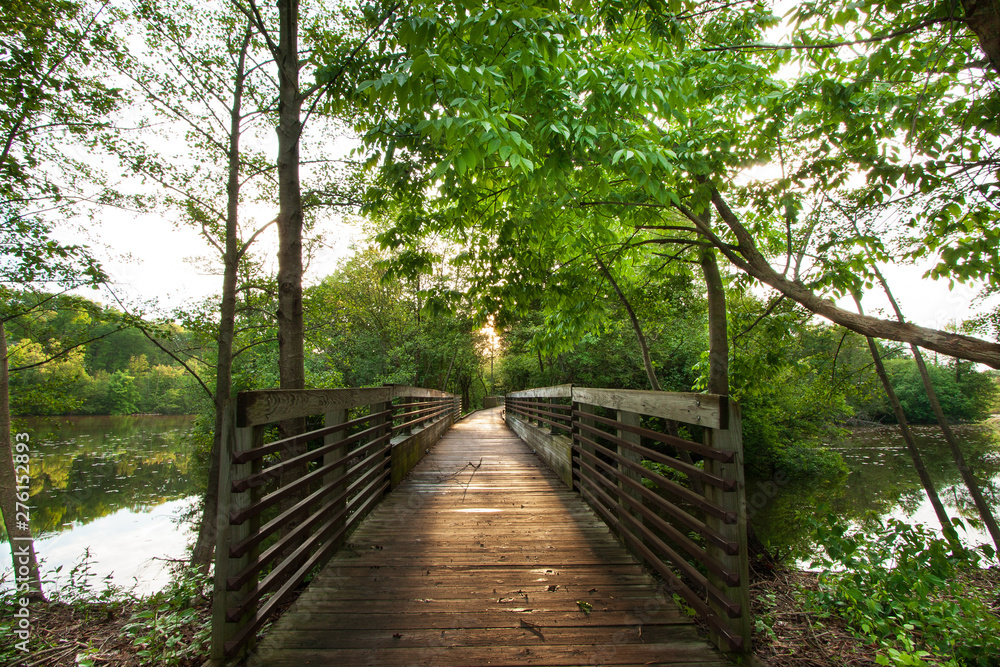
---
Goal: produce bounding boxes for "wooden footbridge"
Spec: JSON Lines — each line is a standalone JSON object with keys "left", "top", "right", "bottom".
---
{"left": 207, "top": 385, "right": 750, "bottom": 666}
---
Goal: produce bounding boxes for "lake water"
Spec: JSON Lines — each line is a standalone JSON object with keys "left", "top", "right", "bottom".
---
{"left": 748, "top": 422, "right": 1000, "bottom": 560}
{"left": 0, "top": 415, "right": 200, "bottom": 596}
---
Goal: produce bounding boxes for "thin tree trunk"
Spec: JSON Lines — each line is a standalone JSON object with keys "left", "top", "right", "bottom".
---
{"left": 276, "top": 0, "right": 305, "bottom": 394}
{"left": 190, "top": 26, "right": 252, "bottom": 567}
{"left": 869, "top": 268, "right": 1000, "bottom": 552}
{"left": 853, "top": 295, "right": 960, "bottom": 547}
{"left": 595, "top": 256, "right": 661, "bottom": 391}
{"left": 441, "top": 345, "right": 458, "bottom": 392}
{"left": 595, "top": 254, "right": 704, "bottom": 493}
{"left": 413, "top": 277, "right": 422, "bottom": 386}
{"left": 0, "top": 321, "right": 45, "bottom": 600}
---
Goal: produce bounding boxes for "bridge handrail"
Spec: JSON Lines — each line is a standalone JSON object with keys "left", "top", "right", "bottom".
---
{"left": 505, "top": 384, "right": 751, "bottom": 653}
{"left": 210, "top": 385, "right": 460, "bottom": 663}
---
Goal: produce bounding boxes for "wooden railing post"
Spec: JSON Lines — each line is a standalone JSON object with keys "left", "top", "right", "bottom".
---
{"left": 703, "top": 400, "right": 751, "bottom": 651}
{"left": 323, "top": 407, "right": 349, "bottom": 552}
{"left": 576, "top": 402, "right": 596, "bottom": 491}
{"left": 616, "top": 410, "right": 642, "bottom": 521}
{"left": 209, "top": 401, "right": 236, "bottom": 663}
{"left": 210, "top": 403, "right": 262, "bottom": 663}
{"left": 371, "top": 396, "right": 393, "bottom": 488}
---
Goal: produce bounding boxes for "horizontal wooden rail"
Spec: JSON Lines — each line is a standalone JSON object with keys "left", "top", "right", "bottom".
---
{"left": 506, "top": 383, "right": 573, "bottom": 398}
{"left": 232, "top": 410, "right": 391, "bottom": 465}
{"left": 211, "top": 385, "right": 460, "bottom": 664}
{"left": 505, "top": 398, "right": 572, "bottom": 435}
{"left": 576, "top": 410, "right": 734, "bottom": 463}
{"left": 573, "top": 430, "right": 735, "bottom": 524}
{"left": 505, "top": 385, "right": 751, "bottom": 653}
{"left": 392, "top": 398, "right": 454, "bottom": 435}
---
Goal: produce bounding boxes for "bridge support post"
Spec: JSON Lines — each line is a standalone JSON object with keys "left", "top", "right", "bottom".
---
{"left": 703, "top": 400, "right": 751, "bottom": 652}
{"left": 323, "top": 407, "right": 348, "bottom": 552}
{"left": 575, "top": 402, "right": 596, "bottom": 491}
{"left": 616, "top": 410, "right": 643, "bottom": 522}
{"left": 210, "top": 404, "right": 261, "bottom": 664}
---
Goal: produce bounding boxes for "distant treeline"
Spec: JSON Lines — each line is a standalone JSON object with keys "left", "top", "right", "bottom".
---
{"left": 6, "top": 294, "right": 206, "bottom": 416}
{"left": 5, "top": 248, "right": 494, "bottom": 417}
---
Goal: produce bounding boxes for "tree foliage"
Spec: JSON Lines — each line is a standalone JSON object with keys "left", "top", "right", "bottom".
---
{"left": 0, "top": 0, "right": 124, "bottom": 285}
{"left": 342, "top": 0, "right": 1000, "bottom": 367}
{"left": 880, "top": 358, "right": 998, "bottom": 424}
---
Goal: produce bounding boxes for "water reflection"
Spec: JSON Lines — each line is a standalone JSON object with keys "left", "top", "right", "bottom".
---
{"left": 748, "top": 423, "right": 1000, "bottom": 559}
{"left": 1, "top": 415, "right": 200, "bottom": 594}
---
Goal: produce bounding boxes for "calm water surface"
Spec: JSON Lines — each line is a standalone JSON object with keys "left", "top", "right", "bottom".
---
{"left": 1, "top": 415, "right": 200, "bottom": 595}
{"left": 748, "top": 422, "right": 1000, "bottom": 560}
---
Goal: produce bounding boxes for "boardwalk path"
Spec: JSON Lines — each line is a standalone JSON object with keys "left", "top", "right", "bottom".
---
{"left": 249, "top": 407, "right": 729, "bottom": 666}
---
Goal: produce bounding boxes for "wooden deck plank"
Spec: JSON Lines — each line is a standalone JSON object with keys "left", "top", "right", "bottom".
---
{"left": 260, "top": 624, "right": 706, "bottom": 650}
{"left": 248, "top": 407, "right": 729, "bottom": 667}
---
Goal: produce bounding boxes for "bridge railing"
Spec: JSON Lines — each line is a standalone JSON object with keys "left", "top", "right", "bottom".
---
{"left": 209, "top": 385, "right": 459, "bottom": 663}
{"left": 505, "top": 384, "right": 751, "bottom": 653}
{"left": 482, "top": 395, "right": 505, "bottom": 408}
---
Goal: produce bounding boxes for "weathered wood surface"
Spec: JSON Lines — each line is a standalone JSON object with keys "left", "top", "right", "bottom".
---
{"left": 238, "top": 386, "right": 456, "bottom": 427}
{"left": 571, "top": 388, "right": 728, "bottom": 430}
{"left": 506, "top": 411, "right": 573, "bottom": 489}
{"left": 248, "top": 408, "right": 728, "bottom": 666}
{"left": 238, "top": 388, "right": 393, "bottom": 427}
{"left": 507, "top": 383, "right": 573, "bottom": 399}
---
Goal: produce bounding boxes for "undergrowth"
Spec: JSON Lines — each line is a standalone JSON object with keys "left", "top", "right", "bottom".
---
{"left": 0, "top": 551, "right": 211, "bottom": 666}
{"left": 805, "top": 511, "right": 1000, "bottom": 666}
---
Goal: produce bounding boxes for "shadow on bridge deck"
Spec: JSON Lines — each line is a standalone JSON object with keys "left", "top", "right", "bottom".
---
{"left": 246, "top": 407, "right": 730, "bottom": 666}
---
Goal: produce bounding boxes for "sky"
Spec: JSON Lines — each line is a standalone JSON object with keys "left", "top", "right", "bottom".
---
{"left": 89, "top": 206, "right": 364, "bottom": 314}
{"left": 83, "top": 202, "right": 996, "bottom": 340}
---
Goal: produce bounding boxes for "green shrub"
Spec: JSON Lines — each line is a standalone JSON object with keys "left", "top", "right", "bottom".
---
{"left": 805, "top": 512, "right": 1000, "bottom": 666}
{"left": 123, "top": 567, "right": 211, "bottom": 666}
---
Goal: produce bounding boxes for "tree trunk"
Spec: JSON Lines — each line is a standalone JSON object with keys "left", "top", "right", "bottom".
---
{"left": 595, "top": 256, "right": 660, "bottom": 391}
{"left": 853, "top": 295, "right": 960, "bottom": 547}
{"left": 0, "top": 321, "right": 45, "bottom": 600}
{"left": 190, "top": 27, "right": 252, "bottom": 567}
{"left": 441, "top": 345, "right": 458, "bottom": 392}
{"left": 595, "top": 253, "right": 704, "bottom": 492}
{"left": 700, "top": 243, "right": 729, "bottom": 397}
{"left": 909, "top": 348, "right": 1000, "bottom": 550}
{"left": 869, "top": 268, "right": 1000, "bottom": 552}
{"left": 963, "top": 0, "right": 1000, "bottom": 74}
{"left": 276, "top": 0, "right": 306, "bottom": 452}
